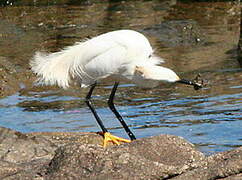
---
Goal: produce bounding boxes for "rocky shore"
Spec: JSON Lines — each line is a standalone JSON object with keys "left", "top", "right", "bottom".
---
{"left": 0, "top": 126, "right": 241, "bottom": 179}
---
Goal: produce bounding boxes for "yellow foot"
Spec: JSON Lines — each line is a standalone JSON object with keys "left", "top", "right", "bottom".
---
{"left": 101, "top": 132, "right": 131, "bottom": 147}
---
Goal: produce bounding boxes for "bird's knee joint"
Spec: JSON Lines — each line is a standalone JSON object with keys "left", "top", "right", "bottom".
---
{"left": 85, "top": 98, "right": 91, "bottom": 104}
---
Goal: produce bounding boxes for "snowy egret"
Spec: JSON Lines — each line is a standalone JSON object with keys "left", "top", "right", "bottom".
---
{"left": 30, "top": 30, "right": 202, "bottom": 147}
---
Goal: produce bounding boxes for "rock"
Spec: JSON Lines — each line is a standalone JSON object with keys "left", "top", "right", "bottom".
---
{"left": 172, "top": 147, "right": 242, "bottom": 180}
{"left": 0, "top": 127, "right": 56, "bottom": 179}
{"left": 237, "top": 37, "right": 242, "bottom": 67}
{"left": 43, "top": 135, "right": 205, "bottom": 179}
{"left": 144, "top": 20, "right": 205, "bottom": 47}
{"left": 0, "top": 126, "right": 242, "bottom": 179}
{"left": 0, "top": 56, "right": 34, "bottom": 98}
{"left": 0, "top": 127, "right": 56, "bottom": 163}
{"left": 0, "top": 127, "right": 102, "bottom": 179}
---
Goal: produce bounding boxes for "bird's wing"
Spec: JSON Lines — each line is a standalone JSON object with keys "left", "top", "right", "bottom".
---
{"left": 71, "top": 42, "right": 129, "bottom": 87}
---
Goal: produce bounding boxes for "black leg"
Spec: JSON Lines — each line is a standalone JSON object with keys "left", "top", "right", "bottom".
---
{"left": 85, "top": 82, "right": 108, "bottom": 133}
{"left": 108, "top": 82, "right": 136, "bottom": 140}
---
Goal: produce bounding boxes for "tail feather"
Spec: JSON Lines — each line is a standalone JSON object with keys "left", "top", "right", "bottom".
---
{"left": 30, "top": 51, "right": 72, "bottom": 88}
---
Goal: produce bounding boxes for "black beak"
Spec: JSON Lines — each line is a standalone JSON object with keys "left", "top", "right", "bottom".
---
{"left": 177, "top": 79, "right": 203, "bottom": 90}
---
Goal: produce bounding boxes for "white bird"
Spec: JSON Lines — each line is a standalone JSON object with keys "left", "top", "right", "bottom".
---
{"left": 30, "top": 29, "right": 202, "bottom": 147}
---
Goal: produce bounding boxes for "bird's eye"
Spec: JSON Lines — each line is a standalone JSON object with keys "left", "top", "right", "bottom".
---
{"left": 148, "top": 54, "right": 152, "bottom": 58}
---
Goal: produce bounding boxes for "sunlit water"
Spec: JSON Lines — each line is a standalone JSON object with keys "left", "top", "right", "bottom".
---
{"left": 0, "top": 1, "right": 241, "bottom": 155}
{"left": 0, "top": 68, "right": 241, "bottom": 155}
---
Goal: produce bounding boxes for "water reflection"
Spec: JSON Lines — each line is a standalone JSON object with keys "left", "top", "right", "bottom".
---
{"left": 0, "top": 0, "right": 241, "bottom": 155}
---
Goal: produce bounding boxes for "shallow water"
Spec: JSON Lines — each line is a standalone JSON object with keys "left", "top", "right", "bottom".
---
{"left": 0, "top": 0, "right": 241, "bottom": 155}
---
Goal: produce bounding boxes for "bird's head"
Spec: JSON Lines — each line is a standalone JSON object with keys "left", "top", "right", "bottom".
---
{"left": 134, "top": 66, "right": 203, "bottom": 90}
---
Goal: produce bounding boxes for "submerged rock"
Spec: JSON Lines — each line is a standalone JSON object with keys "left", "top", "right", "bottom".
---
{"left": 144, "top": 20, "right": 205, "bottom": 47}
{"left": 0, "top": 126, "right": 241, "bottom": 179}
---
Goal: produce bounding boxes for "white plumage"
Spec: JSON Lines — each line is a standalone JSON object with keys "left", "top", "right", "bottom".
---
{"left": 30, "top": 30, "right": 180, "bottom": 89}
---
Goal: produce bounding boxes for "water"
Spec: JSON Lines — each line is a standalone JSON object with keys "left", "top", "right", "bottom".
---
{"left": 0, "top": 0, "right": 241, "bottom": 155}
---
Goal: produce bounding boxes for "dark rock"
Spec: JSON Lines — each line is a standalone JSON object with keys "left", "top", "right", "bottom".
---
{"left": 144, "top": 20, "right": 205, "bottom": 47}
{"left": 237, "top": 37, "right": 242, "bottom": 67}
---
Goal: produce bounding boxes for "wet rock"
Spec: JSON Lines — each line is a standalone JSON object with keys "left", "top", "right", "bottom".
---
{"left": 0, "top": 126, "right": 242, "bottom": 179}
{"left": 0, "top": 56, "right": 20, "bottom": 97}
{"left": 144, "top": 20, "right": 205, "bottom": 47}
{"left": 0, "top": 56, "right": 34, "bottom": 98}
{"left": 237, "top": 37, "right": 242, "bottom": 67}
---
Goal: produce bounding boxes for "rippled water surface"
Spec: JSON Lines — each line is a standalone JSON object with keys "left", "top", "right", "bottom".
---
{"left": 0, "top": 0, "right": 241, "bottom": 155}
